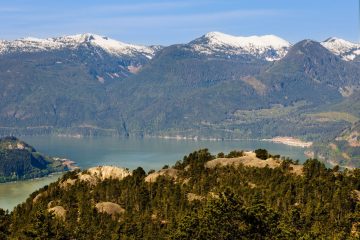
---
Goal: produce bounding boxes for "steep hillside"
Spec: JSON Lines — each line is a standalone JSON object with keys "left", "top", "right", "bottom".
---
{"left": 114, "top": 43, "right": 271, "bottom": 137}
{"left": 0, "top": 136, "right": 71, "bottom": 182}
{"left": 0, "top": 34, "right": 162, "bottom": 136}
{"left": 113, "top": 38, "right": 360, "bottom": 139}
{"left": 310, "top": 121, "right": 360, "bottom": 168}
{"left": 259, "top": 40, "right": 360, "bottom": 101}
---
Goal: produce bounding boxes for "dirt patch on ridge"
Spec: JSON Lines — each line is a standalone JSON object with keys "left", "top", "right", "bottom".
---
{"left": 205, "top": 151, "right": 303, "bottom": 175}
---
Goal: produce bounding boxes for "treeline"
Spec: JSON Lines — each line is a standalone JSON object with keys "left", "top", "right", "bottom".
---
{"left": 1, "top": 149, "right": 360, "bottom": 239}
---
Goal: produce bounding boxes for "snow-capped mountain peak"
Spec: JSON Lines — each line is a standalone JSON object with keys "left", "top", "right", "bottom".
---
{"left": 203, "top": 31, "right": 290, "bottom": 49}
{"left": 321, "top": 37, "right": 360, "bottom": 61}
{"left": 0, "top": 33, "right": 159, "bottom": 59}
{"left": 53, "top": 33, "right": 158, "bottom": 58}
{"left": 22, "top": 37, "right": 51, "bottom": 42}
{"left": 189, "top": 31, "right": 292, "bottom": 61}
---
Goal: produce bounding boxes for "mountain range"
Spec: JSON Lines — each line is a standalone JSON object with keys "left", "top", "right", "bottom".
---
{"left": 0, "top": 32, "right": 359, "bottom": 145}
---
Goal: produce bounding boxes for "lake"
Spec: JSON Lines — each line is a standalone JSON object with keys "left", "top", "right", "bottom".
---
{"left": 0, "top": 136, "right": 307, "bottom": 210}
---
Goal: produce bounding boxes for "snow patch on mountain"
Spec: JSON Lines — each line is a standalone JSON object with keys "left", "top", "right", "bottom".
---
{"left": 189, "top": 31, "right": 292, "bottom": 61}
{"left": 0, "top": 33, "right": 159, "bottom": 58}
{"left": 321, "top": 37, "right": 360, "bottom": 61}
{"left": 0, "top": 37, "right": 62, "bottom": 54}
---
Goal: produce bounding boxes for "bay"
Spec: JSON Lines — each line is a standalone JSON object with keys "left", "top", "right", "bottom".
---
{"left": 0, "top": 136, "right": 307, "bottom": 210}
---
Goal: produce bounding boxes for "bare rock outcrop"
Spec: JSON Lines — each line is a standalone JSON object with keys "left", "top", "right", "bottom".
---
{"left": 187, "top": 193, "right": 205, "bottom": 202}
{"left": 145, "top": 168, "right": 179, "bottom": 182}
{"left": 95, "top": 202, "right": 125, "bottom": 217}
{"left": 205, "top": 151, "right": 303, "bottom": 175}
{"left": 60, "top": 166, "right": 132, "bottom": 188}
{"left": 48, "top": 206, "right": 66, "bottom": 220}
{"left": 33, "top": 192, "right": 46, "bottom": 203}
{"left": 351, "top": 190, "right": 360, "bottom": 202}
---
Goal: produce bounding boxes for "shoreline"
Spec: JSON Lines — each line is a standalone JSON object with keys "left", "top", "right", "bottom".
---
{"left": 0, "top": 172, "right": 63, "bottom": 185}
{"left": 3, "top": 133, "right": 318, "bottom": 148}
{"left": 19, "top": 132, "right": 318, "bottom": 146}
{"left": 262, "top": 136, "right": 313, "bottom": 148}
{"left": 53, "top": 157, "right": 79, "bottom": 171}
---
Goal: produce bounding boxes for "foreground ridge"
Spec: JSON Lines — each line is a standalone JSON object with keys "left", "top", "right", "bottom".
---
{"left": 1, "top": 148, "right": 359, "bottom": 239}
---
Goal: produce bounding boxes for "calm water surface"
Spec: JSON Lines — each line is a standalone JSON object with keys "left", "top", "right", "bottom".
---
{"left": 0, "top": 136, "right": 307, "bottom": 210}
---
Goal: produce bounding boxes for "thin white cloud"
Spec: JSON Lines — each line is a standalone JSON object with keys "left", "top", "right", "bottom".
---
{"left": 0, "top": 7, "right": 25, "bottom": 13}
{"left": 85, "top": 1, "right": 197, "bottom": 13}
{"left": 80, "top": 9, "right": 289, "bottom": 28}
{"left": 0, "top": 8, "right": 288, "bottom": 26}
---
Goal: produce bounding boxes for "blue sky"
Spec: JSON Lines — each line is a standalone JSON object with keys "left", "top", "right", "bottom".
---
{"left": 0, "top": 0, "right": 358, "bottom": 45}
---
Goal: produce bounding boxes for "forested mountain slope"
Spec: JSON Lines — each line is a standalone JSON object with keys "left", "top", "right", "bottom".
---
{"left": 0, "top": 32, "right": 359, "bottom": 142}
{"left": 0, "top": 34, "right": 161, "bottom": 136}
{"left": 114, "top": 38, "right": 360, "bottom": 139}
{"left": 0, "top": 136, "right": 69, "bottom": 182}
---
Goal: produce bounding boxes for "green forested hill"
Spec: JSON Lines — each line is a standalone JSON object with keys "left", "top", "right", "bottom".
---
{"left": 0, "top": 136, "right": 68, "bottom": 182}
{"left": 1, "top": 149, "right": 360, "bottom": 239}
{"left": 112, "top": 40, "right": 360, "bottom": 140}
{"left": 311, "top": 121, "right": 360, "bottom": 168}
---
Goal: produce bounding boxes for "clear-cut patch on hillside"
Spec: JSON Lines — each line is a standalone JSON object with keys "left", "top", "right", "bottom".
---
{"left": 240, "top": 76, "right": 266, "bottom": 95}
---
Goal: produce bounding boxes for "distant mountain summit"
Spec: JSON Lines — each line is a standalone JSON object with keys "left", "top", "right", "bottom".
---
{"left": 257, "top": 39, "right": 360, "bottom": 103}
{"left": 189, "top": 31, "right": 291, "bottom": 61}
{"left": 321, "top": 37, "right": 360, "bottom": 61}
{"left": 0, "top": 33, "right": 160, "bottom": 59}
{"left": 2, "top": 32, "right": 359, "bottom": 62}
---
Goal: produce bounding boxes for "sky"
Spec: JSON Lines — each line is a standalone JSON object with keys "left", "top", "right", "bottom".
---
{"left": 0, "top": 0, "right": 358, "bottom": 45}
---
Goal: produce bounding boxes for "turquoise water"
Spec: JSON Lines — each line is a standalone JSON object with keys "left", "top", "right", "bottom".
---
{"left": 0, "top": 136, "right": 307, "bottom": 210}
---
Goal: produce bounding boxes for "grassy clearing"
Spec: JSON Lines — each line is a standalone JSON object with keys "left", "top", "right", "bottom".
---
{"left": 232, "top": 101, "right": 307, "bottom": 121}
{"left": 306, "top": 112, "right": 359, "bottom": 124}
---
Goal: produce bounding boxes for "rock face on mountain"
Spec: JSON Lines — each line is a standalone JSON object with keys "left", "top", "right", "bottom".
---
{"left": 60, "top": 166, "right": 132, "bottom": 187}
{"left": 0, "top": 32, "right": 359, "bottom": 141}
{"left": 0, "top": 136, "right": 69, "bottom": 182}
{"left": 145, "top": 168, "right": 179, "bottom": 182}
{"left": 95, "top": 202, "right": 125, "bottom": 217}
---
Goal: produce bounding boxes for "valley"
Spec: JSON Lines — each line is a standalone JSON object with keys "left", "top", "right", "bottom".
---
{"left": 0, "top": 32, "right": 359, "bottom": 168}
